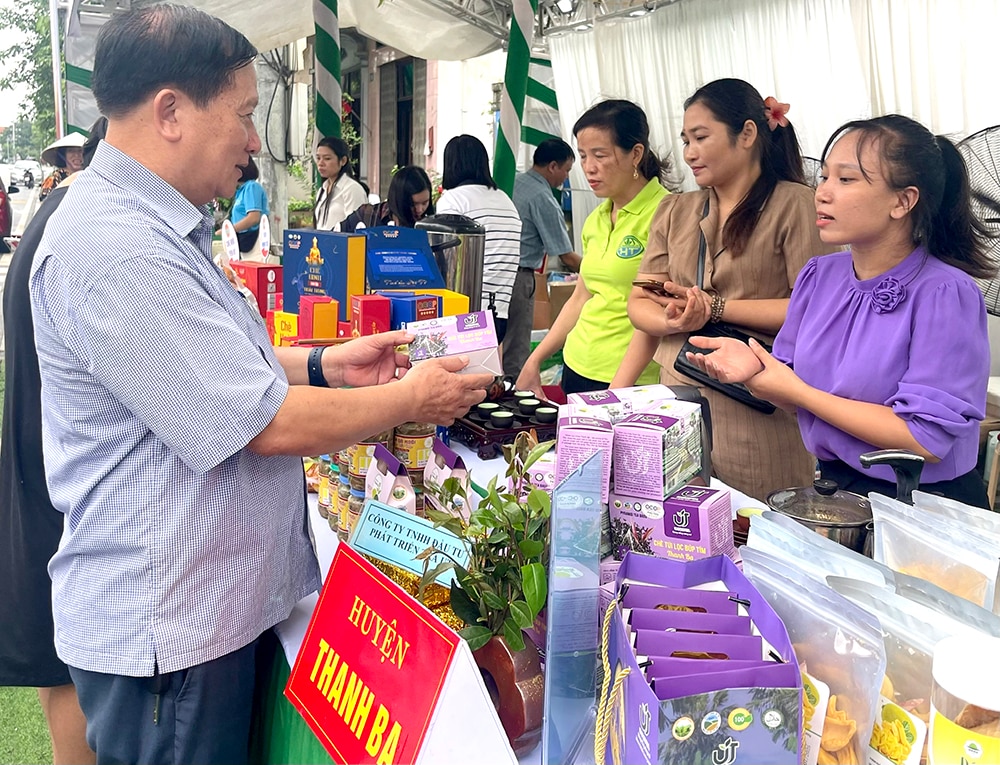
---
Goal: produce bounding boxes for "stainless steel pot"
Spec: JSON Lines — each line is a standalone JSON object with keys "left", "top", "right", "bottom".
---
{"left": 415, "top": 213, "right": 486, "bottom": 311}
{"left": 765, "top": 479, "right": 873, "bottom": 554}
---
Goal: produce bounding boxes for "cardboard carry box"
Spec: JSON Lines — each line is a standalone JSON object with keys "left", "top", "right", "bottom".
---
{"left": 548, "top": 280, "right": 576, "bottom": 324}
{"left": 599, "top": 553, "right": 803, "bottom": 765}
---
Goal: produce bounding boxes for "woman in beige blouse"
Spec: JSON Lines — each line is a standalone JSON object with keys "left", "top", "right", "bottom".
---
{"left": 613, "top": 78, "right": 837, "bottom": 500}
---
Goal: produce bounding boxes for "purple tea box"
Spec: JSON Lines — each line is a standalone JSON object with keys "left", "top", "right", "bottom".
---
{"left": 555, "top": 408, "right": 613, "bottom": 503}
{"left": 644, "top": 656, "right": 770, "bottom": 682}
{"left": 610, "top": 486, "right": 735, "bottom": 564}
{"left": 599, "top": 557, "right": 622, "bottom": 585}
{"left": 405, "top": 310, "right": 501, "bottom": 376}
{"left": 566, "top": 384, "right": 676, "bottom": 424}
{"left": 612, "top": 402, "right": 702, "bottom": 500}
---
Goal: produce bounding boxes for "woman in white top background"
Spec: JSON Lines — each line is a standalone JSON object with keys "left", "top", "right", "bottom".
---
{"left": 436, "top": 134, "right": 521, "bottom": 343}
{"left": 313, "top": 137, "right": 367, "bottom": 230}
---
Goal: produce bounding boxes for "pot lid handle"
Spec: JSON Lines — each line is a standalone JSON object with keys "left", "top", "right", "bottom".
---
{"left": 813, "top": 478, "right": 839, "bottom": 496}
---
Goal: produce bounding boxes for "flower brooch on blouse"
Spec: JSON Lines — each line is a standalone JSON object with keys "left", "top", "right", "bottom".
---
{"left": 870, "top": 276, "right": 905, "bottom": 314}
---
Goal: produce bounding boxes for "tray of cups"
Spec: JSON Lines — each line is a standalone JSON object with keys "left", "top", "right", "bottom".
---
{"left": 449, "top": 392, "right": 558, "bottom": 459}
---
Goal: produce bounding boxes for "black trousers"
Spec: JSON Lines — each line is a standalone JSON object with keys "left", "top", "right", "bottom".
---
{"left": 561, "top": 364, "right": 610, "bottom": 396}
{"left": 818, "top": 458, "right": 990, "bottom": 510}
{"left": 69, "top": 636, "right": 260, "bottom": 765}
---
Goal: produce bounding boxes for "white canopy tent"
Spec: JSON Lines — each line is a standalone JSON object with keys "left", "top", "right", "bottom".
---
{"left": 173, "top": 0, "right": 506, "bottom": 60}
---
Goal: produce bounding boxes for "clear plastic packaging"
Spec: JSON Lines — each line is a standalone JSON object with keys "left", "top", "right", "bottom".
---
{"left": 929, "top": 634, "right": 1000, "bottom": 763}
{"left": 870, "top": 493, "right": 1000, "bottom": 612}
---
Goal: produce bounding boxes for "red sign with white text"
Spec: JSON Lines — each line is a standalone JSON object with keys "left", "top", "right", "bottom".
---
{"left": 285, "top": 544, "right": 462, "bottom": 765}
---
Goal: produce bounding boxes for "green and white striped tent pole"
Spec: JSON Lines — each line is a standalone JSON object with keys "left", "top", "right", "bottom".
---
{"left": 493, "top": 0, "right": 538, "bottom": 196}
{"left": 495, "top": 38, "right": 564, "bottom": 194}
{"left": 313, "top": 0, "right": 342, "bottom": 144}
{"left": 521, "top": 55, "right": 563, "bottom": 163}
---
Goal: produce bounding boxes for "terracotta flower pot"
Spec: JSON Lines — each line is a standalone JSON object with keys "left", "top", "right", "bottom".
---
{"left": 472, "top": 635, "right": 545, "bottom": 756}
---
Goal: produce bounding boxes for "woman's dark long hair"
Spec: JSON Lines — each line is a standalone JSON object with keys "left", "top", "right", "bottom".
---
{"left": 684, "top": 79, "right": 805, "bottom": 256}
{"left": 822, "top": 115, "right": 998, "bottom": 279}
{"left": 388, "top": 166, "right": 434, "bottom": 227}
{"left": 317, "top": 136, "right": 354, "bottom": 181}
{"left": 441, "top": 135, "right": 495, "bottom": 190}
{"left": 316, "top": 136, "right": 355, "bottom": 226}
{"left": 572, "top": 99, "right": 674, "bottom": 187}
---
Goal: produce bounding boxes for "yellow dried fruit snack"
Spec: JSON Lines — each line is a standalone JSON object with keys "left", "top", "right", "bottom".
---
{"left": 820, "top": 695, "right": 859, "bottom": 764}
{"left": 880, "top": 674, "right": 895, "bottom": 700}
{"left": 816, "top": 746, "right": 838, "bottom": 765}
{"left": 870, "top": 719, "right": 912, "bottom": 764}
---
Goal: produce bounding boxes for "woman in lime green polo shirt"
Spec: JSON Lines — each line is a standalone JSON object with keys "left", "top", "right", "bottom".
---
{"left": 516, "top": 99, "right": 671, "bottom": 396}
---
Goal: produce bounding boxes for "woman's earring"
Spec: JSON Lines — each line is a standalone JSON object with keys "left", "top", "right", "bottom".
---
{"left": 632, "top": 166, "right": 639, "bottom": 179}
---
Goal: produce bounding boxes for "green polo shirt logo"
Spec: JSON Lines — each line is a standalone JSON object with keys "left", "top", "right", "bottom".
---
{"left": 616, "top": 235, "right": 644, "bottom": 259}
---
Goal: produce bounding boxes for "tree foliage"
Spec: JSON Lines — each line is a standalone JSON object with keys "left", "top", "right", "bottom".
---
{"left": 0, "top": 0, "right": 56, "bottom": 158}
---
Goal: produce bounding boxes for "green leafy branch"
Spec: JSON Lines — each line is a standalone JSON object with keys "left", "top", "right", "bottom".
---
{"left": 418, "top": 434, "right": 554, "bottom": 652}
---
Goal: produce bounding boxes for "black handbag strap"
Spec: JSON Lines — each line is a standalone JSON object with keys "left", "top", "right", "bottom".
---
{"left": 695, "top": 196, "right": 710, "bottom": 289}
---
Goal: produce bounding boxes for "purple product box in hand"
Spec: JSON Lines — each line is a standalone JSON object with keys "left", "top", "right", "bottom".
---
{"left": 597, "top": 553, "right": 802, "bottom": 765}
{"left": 405, "top": 310, "right": 502, "bottom": 376}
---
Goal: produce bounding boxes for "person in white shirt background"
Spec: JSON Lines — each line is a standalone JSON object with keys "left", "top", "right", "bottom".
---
{"left": 436, "top": 134, "right": 521, "bottom": 344}
{"left": 313, "top": 136, "right": 367, "bottom": 230}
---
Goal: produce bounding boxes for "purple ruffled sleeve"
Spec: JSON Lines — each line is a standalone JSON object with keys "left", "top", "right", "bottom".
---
{"left": 772, "top": 256, "right": 821, "bottom": 366}
{"left": 890, "top": 278, "right": 988, "bottom": 470}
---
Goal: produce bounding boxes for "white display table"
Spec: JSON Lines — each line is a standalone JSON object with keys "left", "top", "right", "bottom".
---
{"left": 270, "top": 440, "right": 764, "bottom": 764}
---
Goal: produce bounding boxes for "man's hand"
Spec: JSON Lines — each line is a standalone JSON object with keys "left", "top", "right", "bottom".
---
{"left": 401, "top": 356, "right": 493, "bottom": 424}
{"left": 324, "top": 330, "right": 413, "bottom": 388}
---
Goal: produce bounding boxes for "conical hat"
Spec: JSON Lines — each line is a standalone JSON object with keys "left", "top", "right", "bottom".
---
{"left": 41, "top": 132, "right": 88, "bottom": 166}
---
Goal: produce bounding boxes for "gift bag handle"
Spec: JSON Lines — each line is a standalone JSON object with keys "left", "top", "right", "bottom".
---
{"left": 594, "top": 596, "right": 632, "bottom": 765}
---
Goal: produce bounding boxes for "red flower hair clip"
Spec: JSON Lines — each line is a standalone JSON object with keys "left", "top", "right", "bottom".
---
{"left": 763, "top": 97, "right": 790, "bottom": 131}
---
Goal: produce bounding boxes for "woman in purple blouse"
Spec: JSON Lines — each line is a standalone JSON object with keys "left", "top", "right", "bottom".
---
{"left": 686, "top": 114, "right": 997, "bottom": 508}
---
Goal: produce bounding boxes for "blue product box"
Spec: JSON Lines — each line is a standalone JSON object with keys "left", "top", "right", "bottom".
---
{"left": 363, "top": 227, "right": 445, "bottom": 291}
{"left": 282, "top": 229, "right": 366, "bottom": 321}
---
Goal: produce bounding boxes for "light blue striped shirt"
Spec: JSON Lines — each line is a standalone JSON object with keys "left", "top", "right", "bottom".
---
{"left": 30, "top": 142, "right": 321, "bottom": 676}
{"left": 513, "top": 169, "right": 573, "bottom": 270}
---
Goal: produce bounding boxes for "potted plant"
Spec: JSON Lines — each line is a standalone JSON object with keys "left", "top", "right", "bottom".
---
{"left": 287, "top": 197, "right": 314, "bottom": 229}
{"left": 417, "top": 431, "right": 554, "bottom": 755}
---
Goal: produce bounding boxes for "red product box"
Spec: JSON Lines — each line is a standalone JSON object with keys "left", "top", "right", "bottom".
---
{"left": 298, "top": 295, "right": 339, "bottom": 339}
{"left": 230, "top": 260, "right": 282, "bottom": 317}
{"left": 337, "top": 321, "right": 351, "bottom": 338}
{"left": 266, "top": 309, "right": 278, "bottom": 341}
{"left": 351, "top": 294, "right": 391, "bottom": 337}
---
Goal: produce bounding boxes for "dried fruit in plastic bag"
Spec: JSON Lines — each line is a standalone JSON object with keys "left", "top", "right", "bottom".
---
{"left": 821, "top": 695, "right": 857, "bottom": 753}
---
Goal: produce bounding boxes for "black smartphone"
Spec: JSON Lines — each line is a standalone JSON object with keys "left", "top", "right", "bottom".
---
{"left": 632, "top": 279, "right": 680, "bottom": 298}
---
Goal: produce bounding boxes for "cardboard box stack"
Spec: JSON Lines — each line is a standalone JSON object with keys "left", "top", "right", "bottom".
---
{"left": 274, "top": 227, "right": 467, "bottom": 346}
